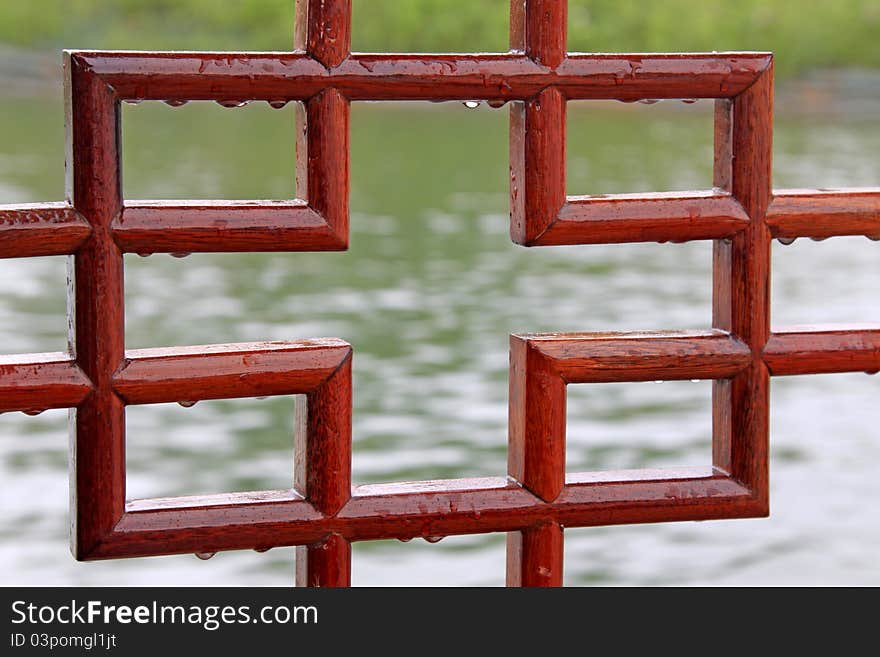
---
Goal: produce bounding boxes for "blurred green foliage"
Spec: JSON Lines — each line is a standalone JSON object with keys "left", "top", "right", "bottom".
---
{"left": 1, "top": 0, "right": 879, "bottom": 78}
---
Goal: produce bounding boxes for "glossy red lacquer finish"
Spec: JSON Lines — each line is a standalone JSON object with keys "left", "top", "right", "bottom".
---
{"left": 0, "top": 0, "right": 876, "bottom": 587}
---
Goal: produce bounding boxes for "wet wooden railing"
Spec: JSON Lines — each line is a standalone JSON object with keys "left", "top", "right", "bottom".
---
{"left": 0, "top": 0, "right": 877, "bottom": 586}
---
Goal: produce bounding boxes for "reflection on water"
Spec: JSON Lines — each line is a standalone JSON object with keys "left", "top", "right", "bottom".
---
{"left": 0, "top": 95, "right": 877, "bottom": 585}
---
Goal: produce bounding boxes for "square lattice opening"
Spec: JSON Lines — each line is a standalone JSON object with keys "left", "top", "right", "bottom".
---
{"left": 772, "top": 236, "right": 880, "bottom": 326}
{"left": 566, "top": 99, "right": 715, "bottom": 196}
{"left": 126, "top": 395, "right": 304, "bottom": 501}
{"left": 0, "top": 256, "right": 69, "bottom": 355}
{"left": 565, "top": 379, "right": 712, "bottom": 475}
{"left": 122, "top": 101, "right": 299, "bottom": 201}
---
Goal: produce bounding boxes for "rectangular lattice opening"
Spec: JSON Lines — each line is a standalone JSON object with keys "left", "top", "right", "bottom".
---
{"left": 771, "top": 236, "right": 879, "bottom": 326}
{"left": 349, "top": 101, "right": 509, "bottom": 484}
{"left": 565, "top": 380, "right": 712, "bottom": 474}
{"left": 0, "top": 256, "right": 69, "bottom": 354}
{"left": 351, "top": 534, "right": 506, "bottom": 586}
{"left": 774, "top": 102, "right": 880, "bottom": 189}
{"left": 513, "top": 241, "right": 714, "bottom": 332}
{"left": 121, "top": 101, "right": 300, "bottom": 201}
{"left": 351, "top": 101, "right": 509, "bottom": 214}
{"left": 123, "top": 252, "right": 347, "bottom": 348}
{"left": 566, "top": 99, "right": 715, "bottom": 196}
{"left": 125, "top": 395, "right": 304, "bottom": 500}
{"left": 350, "top": 0, "right": 509, "bottom": 53}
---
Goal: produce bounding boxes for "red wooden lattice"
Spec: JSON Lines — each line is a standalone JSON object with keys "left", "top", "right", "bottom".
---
{"left": 1, "top": 0, "right": 878, "bottom": 587}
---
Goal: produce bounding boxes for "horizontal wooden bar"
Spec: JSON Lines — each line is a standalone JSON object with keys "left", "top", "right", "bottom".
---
{"left": 764, "top": 325, "right": 880, "bottom": 375}
{"left": 112, "top": 339, "right": 351, "bottom": 404}
{"left": 86, "top": 470, "right": 759, "bottom": 559}
{"left": 69, "top": 51, "right": 771, "bottom": 102}
{"left": 126, "top": 489, "right": 306, "bottom": 513}
{"left": 0, "top": 352, "right": 93, "bottom": 412}
{"left": 0, "top": 203, "right": 91, "bottom": 258}
{"left": 767, "top": 189, "right": 880, "bottom": 239}
{"left": 557, "top": 53, "right": 771, "bottom": 100}
{"left": 516, "top": 330, "right": 753, "bottom": 383}
{"left": 554, "top": 472, "right": 759, "bottom": 527}
{"left": 114, "top": 202, "right": 345, "bottom": 253}
{"left": 536, "top": 192, "right": 749, "bottom": 245}
{"left": 103, "top": 496, "right": 324, "bottom": 559}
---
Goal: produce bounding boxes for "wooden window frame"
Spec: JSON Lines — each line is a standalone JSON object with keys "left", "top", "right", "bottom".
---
{"left": 0, "top": 0, "right": 876, "bottom": 587}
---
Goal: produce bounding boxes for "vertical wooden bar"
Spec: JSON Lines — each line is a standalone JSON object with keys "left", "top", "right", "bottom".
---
{"left": 712, "top": 64, "right": 773, "bottom": 511}
{"left": 293, "top": 0, "right": 352, "bottom": 587}
{"left": 306, "top": 89, "right": 350, "bottom": 242}
{"left": 508, "top": 337, "right": 566, "bottom": 502}
{"left": 510, "top": 0, "right": 526, "bottom": 52}
{"left": 295, "top": 0, "right": 351, "bottom": 69}
{"left": 295, "top": 357, "right": 352, "bottom": 586}
{"left": 296, "top": 534, "right": 352, "bottom": 587}
{"left": 511, "top": 0, "right": 567, "bottom": 67}
{"left": 509, "top": 0, "right": 567, "bottom": 245}
{"left": 507, "top": 337, "right": 565, "bottom": 586}
{"left": 510, "top": 87, "right": 566, "bottom": 245}
{"left": 507, "top": 0, "right": 569, "bottom": 586}
{"left": 64, "top": 53, "right": 126, "bottom": 558}
{"left": 712, "top": 99, "right": 734, "bottom": 473}
{"left": 295, "top": 1, "right": 350, "bottom": 245}
{"left": 507, "top": 521, "right": 564, "bottom": 587}
{"left": 294, "top": 101, "right": 308, "bottom": 202}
